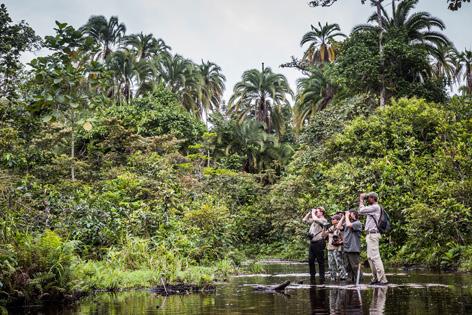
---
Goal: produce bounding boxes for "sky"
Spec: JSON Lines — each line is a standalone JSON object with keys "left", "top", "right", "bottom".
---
{"left": 4, "top": 0, "right": 472, "bottom": 102}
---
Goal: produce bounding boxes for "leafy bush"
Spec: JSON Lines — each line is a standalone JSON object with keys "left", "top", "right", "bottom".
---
{"left": 0, "top": 230, "right": 76, "bottom": 305}
{"left": 299, "top": 93, "right": 377, "bottom": 146}
{"left": 71, "top": 236, "right": 234, "bottom": 291}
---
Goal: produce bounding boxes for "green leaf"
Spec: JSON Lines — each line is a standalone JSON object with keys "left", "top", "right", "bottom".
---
{"left": 56, "top": 95, "right": 65, "bottom": 103}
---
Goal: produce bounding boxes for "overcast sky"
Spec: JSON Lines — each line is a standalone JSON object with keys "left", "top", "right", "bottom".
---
{"left": 4, "top": 0, "right": 472, "bottom": 101}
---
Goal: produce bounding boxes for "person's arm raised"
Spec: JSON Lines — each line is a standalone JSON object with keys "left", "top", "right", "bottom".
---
{"left": 303, "top": 211, "right": 313, "bottom": 224}
{"left": 359, "top": 204, "right": 379, "bottom": 215}
{"left": 359, "top": 193, "right": 366, "bottom": 208}
{"left": 336, "top": 215, "right": 345, "bottom": 230}
{"left": 345, "top": 211, "right": 353, "bottom": 228}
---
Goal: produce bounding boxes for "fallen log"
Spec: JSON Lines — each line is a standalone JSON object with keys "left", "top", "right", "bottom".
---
{"left": 253, "top": 280, "right": 291, "bottom": 292}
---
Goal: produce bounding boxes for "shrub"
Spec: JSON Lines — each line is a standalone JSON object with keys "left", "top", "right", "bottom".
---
{"left": 0, "top": 230, "right": 76, "bottom": 305}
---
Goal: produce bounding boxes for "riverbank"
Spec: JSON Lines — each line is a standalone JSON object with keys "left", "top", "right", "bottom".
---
{"left": 0, "top": 231, "right": 236, "bottom": 307}
{"left": 2, "top": 262, "right": 225, "bottom": 308}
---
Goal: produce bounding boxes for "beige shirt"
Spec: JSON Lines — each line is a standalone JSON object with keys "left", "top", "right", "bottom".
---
{"left": 304, "top": 216, "right": 327, "bottom": 242}
{"left": 359, "top": 204, "right": 381, "bottom": 232}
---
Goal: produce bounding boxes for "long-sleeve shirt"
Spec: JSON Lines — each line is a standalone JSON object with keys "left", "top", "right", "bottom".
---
{"left": 359, "top": 204, "right": 381, "bottom": 232}
{"left": 304, "top": 217, "right": 327, "bottom": 242}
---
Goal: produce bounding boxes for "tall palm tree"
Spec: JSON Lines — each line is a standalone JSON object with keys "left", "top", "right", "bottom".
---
{"left": 229, "top": 65, "right": 293, "bottom": 137}
{"left": 123, "top": 32, "right": 170, "bottom": 61}
{"left": 457, "top": 49, "right": 472, "bottom": 95}
{"left": 300, "top": 22, "right": 345, "bottom": 65}
{"left": 353, "top": 0, "right": 451, "bottom": 105}
{"left": 430, "top": 44, "right": 459, "bottom": 87}
{"left": 199, "top": 61, "right": 226, "bottom": 118}
{"left": 155, "top": 54, "right": 203, "bottom": 116}
{"left": 81, "top": 15, "right": 126, "bottom": 60}
{"left": 353, "top": 0, "right": 451, "bottom": 57}
{"left": 293, "top": 68, "right": 338, "bottom": 130}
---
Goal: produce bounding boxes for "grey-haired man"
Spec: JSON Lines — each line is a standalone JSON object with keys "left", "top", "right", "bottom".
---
{"left": 359, "top": 192, "right": 388, "bottom": 285}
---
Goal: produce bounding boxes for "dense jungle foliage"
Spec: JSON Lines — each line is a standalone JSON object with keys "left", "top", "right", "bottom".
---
{"left": 0, "top": 0, "right": 471, "bottom": 307}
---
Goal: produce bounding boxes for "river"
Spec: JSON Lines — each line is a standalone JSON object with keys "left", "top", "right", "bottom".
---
{"left": 7, "top": 261, "right": 472, "bottom": 314}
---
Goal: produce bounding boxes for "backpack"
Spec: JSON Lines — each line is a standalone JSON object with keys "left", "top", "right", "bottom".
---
{"left": 371, "top": 206, "right": 391, "bottom": 234}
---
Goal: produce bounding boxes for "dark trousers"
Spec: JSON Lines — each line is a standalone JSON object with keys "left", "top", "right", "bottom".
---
{"left": 344, "top": 252, "right": 362, "bottom": 282}
{"left": 308, "top": 240, "right": 325, "bottom": 280}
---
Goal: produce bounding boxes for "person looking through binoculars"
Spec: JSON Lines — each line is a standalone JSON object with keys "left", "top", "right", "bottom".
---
{"left": 303, "top": 207, "right": 329, "bottom": 282}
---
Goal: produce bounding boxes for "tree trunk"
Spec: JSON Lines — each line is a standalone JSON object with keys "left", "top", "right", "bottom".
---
{"left": 376, "top": 0, "right": 386, "bottom": 107}
{"left": 467, "top": 70, "right": 472, "bottom": 95}
{"left": 70, "top": 115, "right": 76, "bottom": 181}
{"left": 256, "top": 97, "right": 267, "bottom": 129}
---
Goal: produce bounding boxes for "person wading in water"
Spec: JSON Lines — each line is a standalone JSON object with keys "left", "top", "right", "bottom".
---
{"left": 359, "top": 192, "right": 388, "bottom": 285}
{"left": 303, "top": 207, "right": 328, "bottom": 283}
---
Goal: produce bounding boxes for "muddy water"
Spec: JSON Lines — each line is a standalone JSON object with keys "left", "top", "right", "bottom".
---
{"left": 8, "top": 261, "right": 472, "bottom": 314}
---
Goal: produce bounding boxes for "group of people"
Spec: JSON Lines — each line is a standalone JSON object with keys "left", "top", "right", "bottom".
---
{"left": 303, "top": 192, "right": 388, "bottom": 285}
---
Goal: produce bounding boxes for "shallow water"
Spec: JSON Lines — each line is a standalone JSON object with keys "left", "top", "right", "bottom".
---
{"left": 8, "top": 262, "right": 472, "bottom": 314}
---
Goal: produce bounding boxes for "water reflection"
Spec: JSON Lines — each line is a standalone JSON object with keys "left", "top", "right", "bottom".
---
{"left": 309, "top": 285, "right": 327, "bottom": 314}
{"left": 369, "top": 287, "right": 387, "bottom": 314}
{"left": 8, "top": 267, "right": 472, "bottom": 315}
{"left": 309, "top": 286, "right": 388, "bottom": 314}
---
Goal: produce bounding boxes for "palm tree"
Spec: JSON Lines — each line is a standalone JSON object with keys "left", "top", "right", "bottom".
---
{"left": 300, "top": 22, "right": 345, "bottom": 66}
{"left": 123, "top": 32, "right": 170, "bottom": 61}
{"left": 107, "top": 49, "right": 136, "bottom": 103}
{"left": 457, "top": 49, "right": 472, "bottom": 95}
{"left": 430, "top": 44, "right": 459, "bottom": 87}
{"left": 353, "top": 0, "right": 451, "bottom": 105}
{"left": 224, "top": 119, "right": 292, "bottom": 174}
{"left": 293, "top": 68, "right": 338, "bottom": 130}
{"left": 353, "top": 0, "right": 451, "bottom": 57}
{"left": 225, "top": 119, "right": 270, "bottom": 173}
{"left": 81, "top": 15, "right": 126, "bottom": 60}
{"left": 134, "top": 58, "right": 155, "bottom": 97}
{"left": 229, "top": 65, "right": 293, "bottom": 137}
{"left": 199, "top": 61, "right": 226, "bottom": 119}
{"left": 155, "top": 54, "right": 203, "bottom": 116}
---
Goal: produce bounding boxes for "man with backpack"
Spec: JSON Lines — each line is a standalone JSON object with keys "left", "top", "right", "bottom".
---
{"left": 359, "top": 192, "right": 388, "bottom": 285}
{"left": 303, "top": 207, "right": 328, "bottom": 282}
